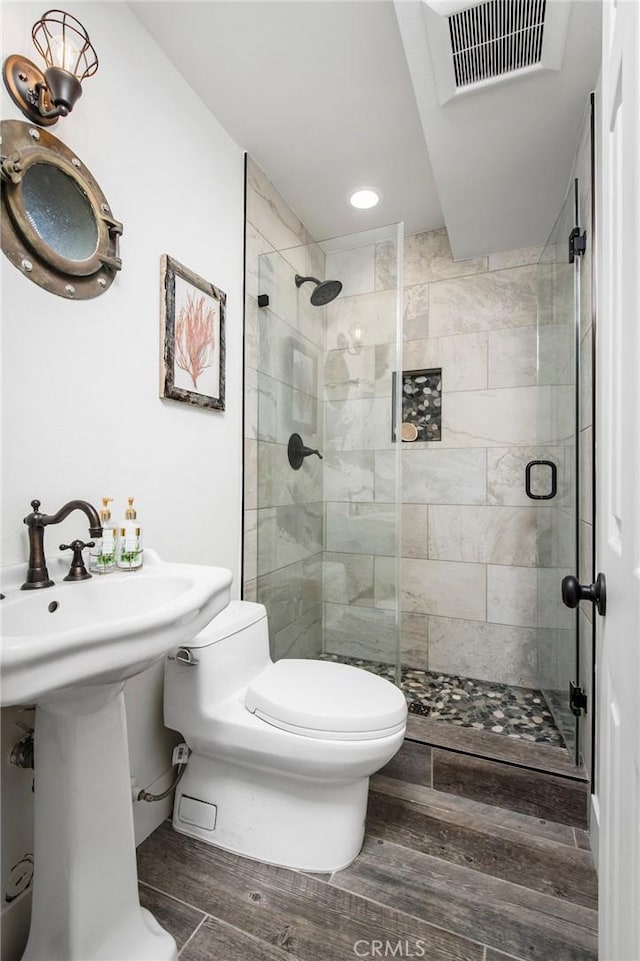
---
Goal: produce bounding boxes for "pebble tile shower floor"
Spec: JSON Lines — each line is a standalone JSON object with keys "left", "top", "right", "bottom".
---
{"left": 321, "top": 656, "right": 566, "bottom": 748}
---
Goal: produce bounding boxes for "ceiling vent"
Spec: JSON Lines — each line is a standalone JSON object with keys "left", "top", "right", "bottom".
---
{"left": 423, "top": 0, "right": 570, "bottom": 105}
{"left": 449, "top": 0, "right": 546, "bottom": 88}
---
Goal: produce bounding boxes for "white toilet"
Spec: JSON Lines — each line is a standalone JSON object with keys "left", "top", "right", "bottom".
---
{"left": 164, "top": 601, "right": 407, "bottom": 873}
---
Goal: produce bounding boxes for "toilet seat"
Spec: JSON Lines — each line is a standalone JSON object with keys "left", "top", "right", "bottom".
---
{"left": 245, "top": 659, "right": 407, "bottom": 741}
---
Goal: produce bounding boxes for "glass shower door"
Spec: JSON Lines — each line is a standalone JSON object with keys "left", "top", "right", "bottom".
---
{"left": 535, "top": 182, "right": 581, "bottom": 757}
{"left": 255, "top": 226, "right": 403, "bottom": 685}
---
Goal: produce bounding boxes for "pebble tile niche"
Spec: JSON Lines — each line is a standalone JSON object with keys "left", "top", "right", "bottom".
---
{"left": 322, "top": 655, "right": 565, "bottom": 747}
{"left": 400, "top": 368, "right": 442, "bottom": 441}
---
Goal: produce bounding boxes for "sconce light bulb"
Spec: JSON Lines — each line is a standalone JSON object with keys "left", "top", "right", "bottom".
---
{"left": 48, "top": 33, "right": 82, "bottom": 76}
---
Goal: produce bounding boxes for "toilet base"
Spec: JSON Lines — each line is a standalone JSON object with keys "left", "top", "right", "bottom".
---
{"left": 172, "top": 753, "right": 369, "bottom": 872}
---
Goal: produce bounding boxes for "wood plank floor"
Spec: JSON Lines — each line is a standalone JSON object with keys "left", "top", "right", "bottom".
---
{"left": 137, "top": 773, "right": 597, "bottom": 961}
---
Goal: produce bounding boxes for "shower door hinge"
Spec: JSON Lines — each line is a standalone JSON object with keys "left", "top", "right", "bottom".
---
{"left": 569, "top": 227, "right": 587, "bottom": 263}
{"left": 569, "top": 681, "right": 588, "bottom": 717}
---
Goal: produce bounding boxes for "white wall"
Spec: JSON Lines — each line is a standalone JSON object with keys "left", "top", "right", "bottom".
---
{"left": 1, "top": 4, "right": 245, "bottom": 956}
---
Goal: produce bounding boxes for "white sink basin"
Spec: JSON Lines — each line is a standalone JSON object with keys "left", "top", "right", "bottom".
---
{"left": 0, "top": 547, "right": 233, "bottom": 961}
{"left": 0, "top": 548, "right": 232, "bottom": 706}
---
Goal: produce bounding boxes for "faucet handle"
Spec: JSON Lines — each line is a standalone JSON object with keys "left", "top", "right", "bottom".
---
{"left": 30, "top": 499, "right": 41, "bottom": 511}
{"left": 59, "top": 540, "right": 95, "bottom": 582}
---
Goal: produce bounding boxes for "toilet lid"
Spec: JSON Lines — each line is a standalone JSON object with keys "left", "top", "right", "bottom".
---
{"left": 245, "top": 659, "right": 407, "bottom": 741}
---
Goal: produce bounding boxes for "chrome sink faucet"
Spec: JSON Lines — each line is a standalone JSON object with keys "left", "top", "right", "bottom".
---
{"left": 22, "top": 499, "right": 103, "bottom": 590}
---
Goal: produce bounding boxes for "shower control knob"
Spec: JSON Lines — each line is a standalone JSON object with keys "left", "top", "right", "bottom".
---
{"left": 287, "top": 433, "right": 323, "bottom": 470}
{"left": 561, "top": 573, "right": 607, "bottom": 616}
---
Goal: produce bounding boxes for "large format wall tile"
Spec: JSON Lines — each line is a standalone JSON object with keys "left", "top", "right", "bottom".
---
{"left": 375, "top": 239, "right": 398, "bottom": 291}
{"left": 246, "top": 158, "right": 314, "bottom": 254}
{"left": 538, "top": 323, "right": 573, "bottom": 387}
{"left": 323, "top": 551, "right": 374, "bottom": 606}
{"left": 244, "top": 510, "right": 257, "bottom": 584}
{"left": 488, "top": 245, "right": 543, "bottom": 271}
{"left": 326, "top": 245, "right": 375, "bottom": 298}
{"left": 404, "top": 228, "right": 487, "bottom": 286}
{"left": 257, "top": 503, "right": 323, "bottom": 575}
{"left": 442, "top": 387, "right": 538, "bottom": 448}
{"left": 271, "top": 604, "right": 323, "bottom": 660}
{"left": 325, "top": 289, "right": 397, "bottom": 351}
{"left": 374, "top": 555, "right": 397, "bottom": 610}
{"left": 326, "top": 502, "right": 396, "bottom": 555}
{"left": 325, "top": 397, "right": 392, "bottom": 451}
{"left": 537, "top": 507, "right": 575, "bottom": 569}
{"left": 401, "top": 503, "right": 428, "bottom": 558}
{"left": 402, "top": 558, "right": 486, "bottom": 621}
{"left": 428, "top": 616, "right": 538, "bottom": 688}
{"left": 428, "top": 506, "right": 538, "bottom": 566}
{"left": 537, "top": 385, "right": 575, "bottom": 446}
{"left": 324, "top": 603, "right": 398, "bottom": 662}
{"left": 258, "top": 441, "right": 322, "bottom": 508}
{"left": 402, "top": 448, "right": 487, "bottom": 505}
{"left": 258, "top": 372, "right": 322, "bottom": 449}
{"left": 536, "top": 567, "right": 574, "bottom": 629}
{"left": 256, "top": 555, "right": 323, "bottom": 636}
{"left": 403, "top": 331, "right": 488, "bottom": 392}
{"left": 429, "top": 265, "right": 538, "bottom": 338}
{"left": 245, "top": 220, "right": 275, "bottom": 301}
{"left": 324, "top": 344, "right": 394, "bottom": 402}
{"left": 401, "top": 612, "right": 429, "bottom": 669}
{"left": 403, "top": 283, "right": 429, "bottom": 341}
{"left": 487, "top": 565, "right": 538, "bottom": 628}
{"left": 324, "top": 451, "right": 375, "bottom": 502}
{"left": 257, "top": 305, "right": 322, "bottom": 390}
{"left": 487, "top": 326, "right": 537, "bottom": 388}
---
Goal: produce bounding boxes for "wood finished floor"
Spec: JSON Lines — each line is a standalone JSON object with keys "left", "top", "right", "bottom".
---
{"left": 137, "top": 770, "right": 597, "bottom": 961}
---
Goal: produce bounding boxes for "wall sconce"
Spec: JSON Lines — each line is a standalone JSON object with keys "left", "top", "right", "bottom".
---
{"left": 3, "top": 10, "right": 98, "bottom": 127}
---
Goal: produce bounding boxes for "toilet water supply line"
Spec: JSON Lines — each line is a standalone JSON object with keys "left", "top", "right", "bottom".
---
{"left": 135, "top": 743, "right": 190, "bottom": 803}
{"left": 10, "top": 728, "right": 189, "bottom": 803}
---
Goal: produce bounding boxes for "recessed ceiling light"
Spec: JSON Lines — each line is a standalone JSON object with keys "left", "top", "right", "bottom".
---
{"left": 349, "top": 188, "right": 380, "bottom": 210}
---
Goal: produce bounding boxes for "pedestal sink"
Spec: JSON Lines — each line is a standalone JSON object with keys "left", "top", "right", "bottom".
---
{"left": 0, "top": 549, "right": 232, "bottom": 961}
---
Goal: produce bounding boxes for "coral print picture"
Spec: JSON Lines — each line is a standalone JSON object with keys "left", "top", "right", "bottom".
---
{"left": 160, "top": 255, "right": 226, "bottom": 410}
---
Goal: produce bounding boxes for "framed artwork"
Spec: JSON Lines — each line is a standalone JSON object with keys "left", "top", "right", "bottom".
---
{"left": 160, "top": 255, "right": 226, "bottom": 410}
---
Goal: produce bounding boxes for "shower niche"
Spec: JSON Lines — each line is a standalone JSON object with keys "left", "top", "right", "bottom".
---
{"left": 394, "top": 367, "right": 442, "bottom": 442}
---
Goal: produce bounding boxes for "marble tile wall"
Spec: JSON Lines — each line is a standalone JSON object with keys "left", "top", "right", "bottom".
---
{"left": 400, "top": 227, "right": 546, "bottom": 688}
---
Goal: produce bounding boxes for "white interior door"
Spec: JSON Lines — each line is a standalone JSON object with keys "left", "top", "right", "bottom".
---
{"left": 596, "top": 1, "right": 640, "bottom": 958}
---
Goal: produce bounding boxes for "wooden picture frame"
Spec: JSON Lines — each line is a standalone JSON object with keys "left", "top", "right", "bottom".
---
{"left": 160, "top": 255, "right": 226, "bottom": 410}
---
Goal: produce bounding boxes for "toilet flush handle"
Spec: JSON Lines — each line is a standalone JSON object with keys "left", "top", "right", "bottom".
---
{"left": 168, "top": 647, "right": 199, "bottom": 666}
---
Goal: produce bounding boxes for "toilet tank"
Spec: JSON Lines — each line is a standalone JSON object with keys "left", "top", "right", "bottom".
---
{"left": 164, "top": 601, "right": 271, "bottom": 733}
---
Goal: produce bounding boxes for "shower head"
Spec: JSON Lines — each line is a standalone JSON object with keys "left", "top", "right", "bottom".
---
{"left": 294, "top": 274, "right": 343, "bottom": 306}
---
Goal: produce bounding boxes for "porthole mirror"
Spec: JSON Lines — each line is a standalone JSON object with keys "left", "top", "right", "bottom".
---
{"left": 0, "top": 119, "right": 122, "bottom": 299}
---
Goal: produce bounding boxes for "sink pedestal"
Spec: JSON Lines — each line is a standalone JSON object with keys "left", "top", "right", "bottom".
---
{"left": 23, "top": 682, "right": 177, "bottom": 961}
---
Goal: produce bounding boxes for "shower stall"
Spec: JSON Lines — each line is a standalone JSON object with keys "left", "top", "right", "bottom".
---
{"left": 245, "top": 140, "right": 592, "bottom": 770}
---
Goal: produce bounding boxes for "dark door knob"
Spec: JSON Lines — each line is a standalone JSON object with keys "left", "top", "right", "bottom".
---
{"left": 561, "top": 572, "right": 606, "bottom": 616}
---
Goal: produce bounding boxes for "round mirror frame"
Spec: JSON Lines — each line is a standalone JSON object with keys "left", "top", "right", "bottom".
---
{"left": 1, "top": 120, "right": 123, "bottom": 299}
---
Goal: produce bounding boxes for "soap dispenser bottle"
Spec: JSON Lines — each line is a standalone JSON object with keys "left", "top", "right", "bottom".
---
{"left": 89, "top": 498, "right": 117, "bottom": 574}
{"left": 117, "top": 497, "right": 143, "bottom": 570}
